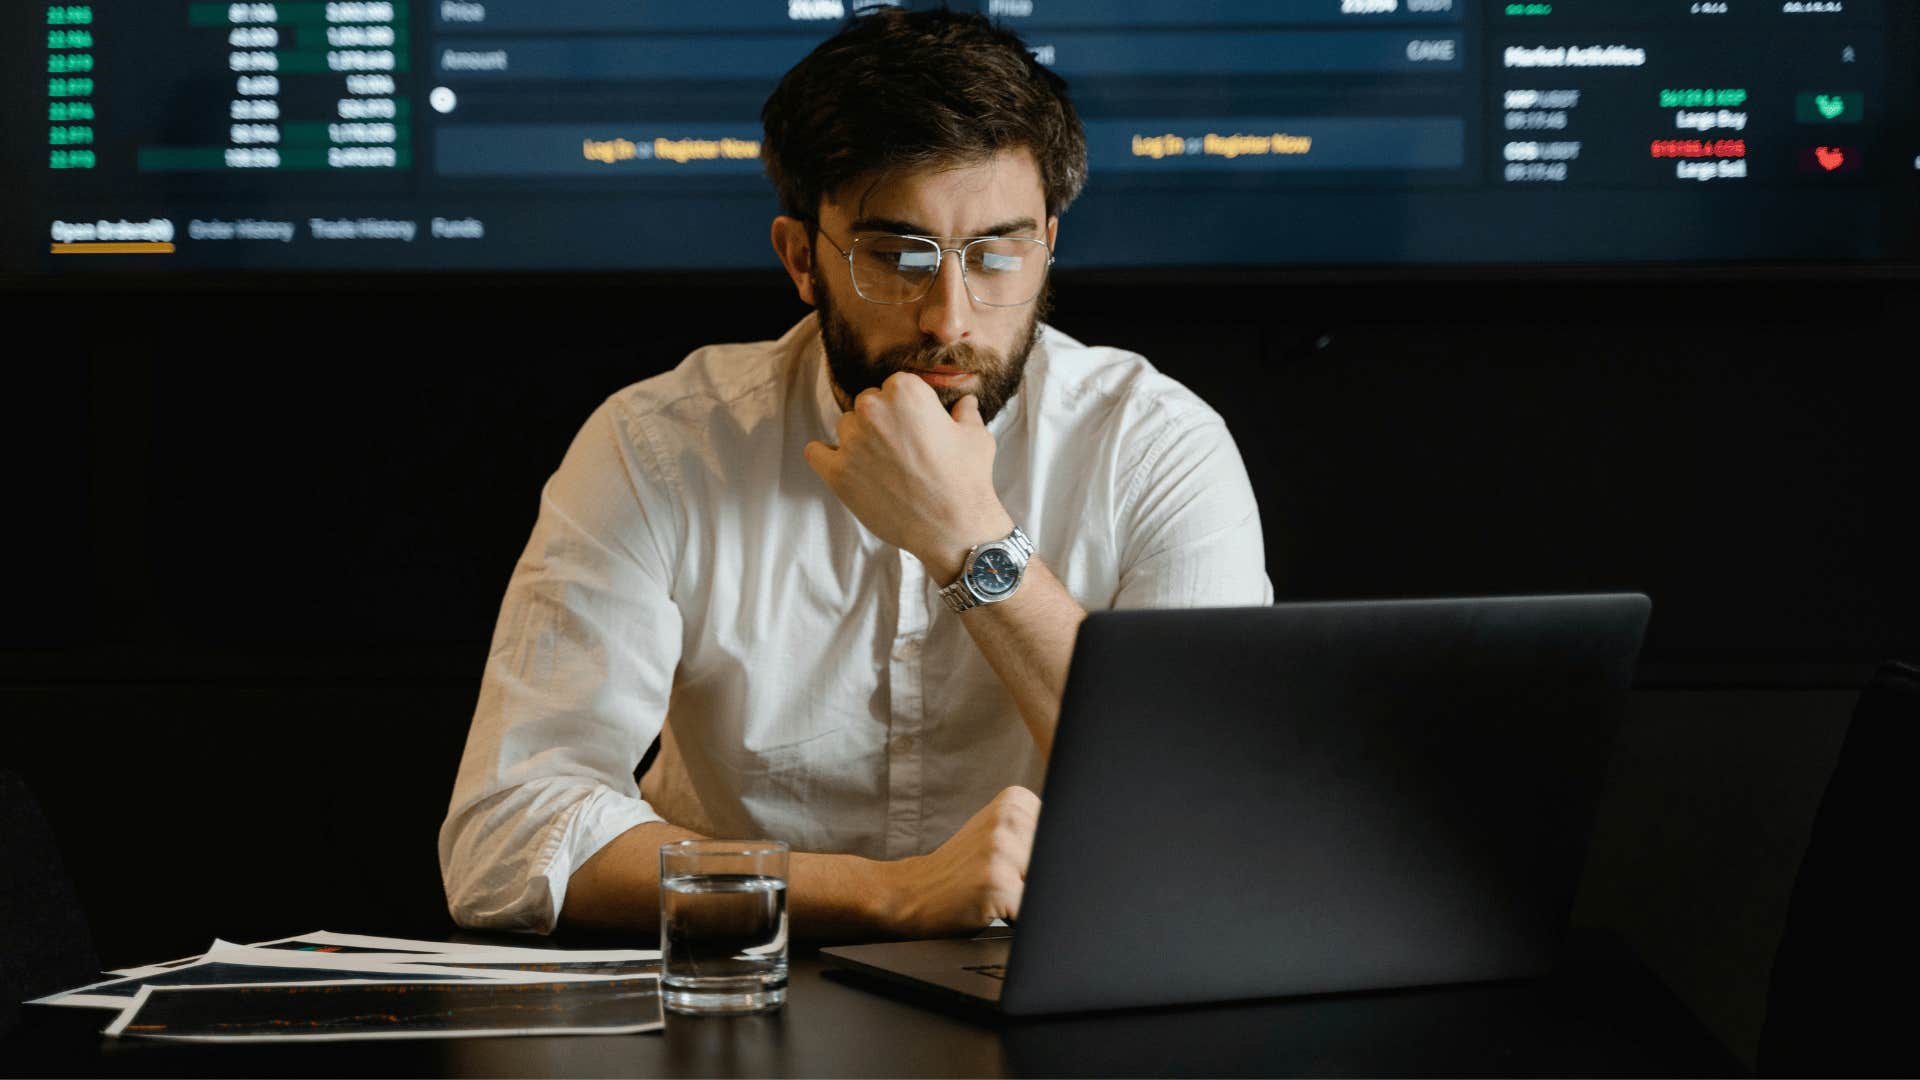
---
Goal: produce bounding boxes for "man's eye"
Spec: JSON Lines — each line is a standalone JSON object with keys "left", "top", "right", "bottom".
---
{"left": 891, "top": 249, "right": 939, "bottom": 271}
{"left": 977, "top": 251, "right": 1023, "bottom": 273}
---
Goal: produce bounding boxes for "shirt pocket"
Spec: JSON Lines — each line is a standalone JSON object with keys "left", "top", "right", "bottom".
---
{"left": 725, "top": 720, "right": 850, "bottom": 775}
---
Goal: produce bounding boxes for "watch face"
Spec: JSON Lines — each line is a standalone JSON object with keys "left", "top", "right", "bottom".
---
{"left": 969, "top": 547, "right": 1021, "bottom": 597}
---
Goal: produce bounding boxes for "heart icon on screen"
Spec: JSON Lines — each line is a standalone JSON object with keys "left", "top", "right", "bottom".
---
{"left": 1815, "top": 146, "right": 1846, "bottom": 171}
{"left": 1815, "top": 95, "right": 1846, "bottom": 119}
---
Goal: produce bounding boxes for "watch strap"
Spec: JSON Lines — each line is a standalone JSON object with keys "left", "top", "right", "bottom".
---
{"left": 938, "top": 576, "right": 982, "bottom": 613}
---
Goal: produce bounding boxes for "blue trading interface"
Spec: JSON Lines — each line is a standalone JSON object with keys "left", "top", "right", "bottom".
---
{"left": 9, "top": 0, "right": 1918, "bottom": 271}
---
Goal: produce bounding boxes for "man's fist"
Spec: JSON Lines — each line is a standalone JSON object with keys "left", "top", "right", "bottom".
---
{"left": 803, "top": 372, "right": 1013, "bottom": 578}
{"left": 879, "top": 786, "right": 1040, "bottom": 937}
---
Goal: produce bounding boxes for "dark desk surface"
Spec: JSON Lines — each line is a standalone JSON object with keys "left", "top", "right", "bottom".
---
{"left": 4, "top": 929, "right": 1743, "bottom": 1078}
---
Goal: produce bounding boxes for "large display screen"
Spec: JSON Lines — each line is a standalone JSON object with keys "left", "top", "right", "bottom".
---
{"left": 6, "top": 0, "right": 1918, "bottom": 273}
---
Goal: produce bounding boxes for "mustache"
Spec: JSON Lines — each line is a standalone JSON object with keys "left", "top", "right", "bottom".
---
{"left": 870, "top": 340, "right": 1000, "bottom": 376}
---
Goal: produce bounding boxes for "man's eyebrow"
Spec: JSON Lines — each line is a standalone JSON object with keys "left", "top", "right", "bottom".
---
{"left": 848, "top": 215, "right": 1040, "bottom": 238}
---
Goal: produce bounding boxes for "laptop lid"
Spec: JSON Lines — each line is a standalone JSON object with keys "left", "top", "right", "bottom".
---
{"left": 998, "top": 593, "right": 1650, "bottom": 1015}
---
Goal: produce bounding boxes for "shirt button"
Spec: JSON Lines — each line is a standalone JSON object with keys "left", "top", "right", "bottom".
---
{"left": 893, "top": 735, "right": 916, "bottom": 754}
{"left": 893, "top": 638, "right": 922, "bottom": 660}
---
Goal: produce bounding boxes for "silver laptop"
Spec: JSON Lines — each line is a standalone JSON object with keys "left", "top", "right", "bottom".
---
{"left": 822, "top": 593, "right": 1651, "bottom": 1015}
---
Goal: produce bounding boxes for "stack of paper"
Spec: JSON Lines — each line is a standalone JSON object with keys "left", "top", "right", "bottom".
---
{"left": 28, "top": 931, "right": 663, "bottom": 1042}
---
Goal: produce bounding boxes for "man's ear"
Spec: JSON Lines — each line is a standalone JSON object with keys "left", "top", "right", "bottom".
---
{"left": 1046, "top": 215, "right": 1059, "bottom": 252}
{"left": 770, "top": 216, "right": 817, "bottom": 307}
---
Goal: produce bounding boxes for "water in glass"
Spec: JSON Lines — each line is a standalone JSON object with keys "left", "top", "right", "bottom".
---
{"left": 661, "top": 872, "right": 788, "bottom": 1014}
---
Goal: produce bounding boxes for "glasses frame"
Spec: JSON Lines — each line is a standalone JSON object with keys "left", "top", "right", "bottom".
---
{"left": 814, "top": 227, "right": 1055, "bottom": 309}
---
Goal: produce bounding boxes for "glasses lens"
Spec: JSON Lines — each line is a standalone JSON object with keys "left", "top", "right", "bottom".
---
{"left": 850, "top": 235, "right": 941, "bottom": 303}
{"left": 963, "top": 238, "right": 1050, "bottom": 307}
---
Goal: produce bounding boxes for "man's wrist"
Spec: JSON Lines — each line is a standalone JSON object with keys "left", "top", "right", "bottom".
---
{"left": 867, "top": 854, "right": 917, "bottom": 936}
{"left": 921, "top": 508, "right": 1017, "bottom": 584}
{"left": 790, "top": 849, "right": 910, "bottom": 940}
{"left": 839, "top": 851, "right": 917, "bottom": 938}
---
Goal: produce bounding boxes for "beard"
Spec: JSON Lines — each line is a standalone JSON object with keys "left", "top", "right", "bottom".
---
{"left": 815, "top": 266, "right": 1046, "bottom": 426}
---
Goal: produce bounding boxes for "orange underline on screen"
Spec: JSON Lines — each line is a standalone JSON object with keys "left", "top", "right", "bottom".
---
{"left": 50, "top": 242, "right": 175, "bottom": 254}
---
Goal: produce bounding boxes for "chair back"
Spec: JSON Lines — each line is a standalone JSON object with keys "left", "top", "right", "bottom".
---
{"left": 0, "top": 769, "right": 100, "bottom": 1036}
{"left": 1759, "top": 660, "right": 1920, "bottom": 1076}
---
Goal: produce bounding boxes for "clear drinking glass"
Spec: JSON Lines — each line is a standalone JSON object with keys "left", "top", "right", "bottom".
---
{"left": 659, "top": 839, "right": 789, "bottom": 1015}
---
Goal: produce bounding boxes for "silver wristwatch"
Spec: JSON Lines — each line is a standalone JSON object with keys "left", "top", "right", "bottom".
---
{"left": 938, "top": 526, "right": 1035, "bottom": 613}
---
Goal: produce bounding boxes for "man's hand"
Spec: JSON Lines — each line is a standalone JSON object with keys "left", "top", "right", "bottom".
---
{"left": 879, "top": 786, "right": 1040, "bottom": 937}
{"left": 804, "top": 372, "right": 1014, "bottom": 578}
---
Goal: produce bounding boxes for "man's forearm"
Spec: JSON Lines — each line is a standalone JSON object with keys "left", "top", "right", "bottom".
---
{"left": 930, "top": 548, "right": 1086, "bottom": 759}
{"left": 558, "top": 820, "right": 903, "bottom": 941}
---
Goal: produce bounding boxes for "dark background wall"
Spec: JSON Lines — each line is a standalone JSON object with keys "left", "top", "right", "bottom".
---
{"left": 2, "top": 273, "right": 1912, "bottom": 1066}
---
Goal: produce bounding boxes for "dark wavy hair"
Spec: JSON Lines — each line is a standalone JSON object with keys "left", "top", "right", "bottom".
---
{"left": 760, "top": 9, "right": 1088, "bottom": 223}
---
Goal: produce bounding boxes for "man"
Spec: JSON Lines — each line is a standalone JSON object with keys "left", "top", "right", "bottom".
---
{"left": 439, "top": 10, "right": 1271, "bottom": 940}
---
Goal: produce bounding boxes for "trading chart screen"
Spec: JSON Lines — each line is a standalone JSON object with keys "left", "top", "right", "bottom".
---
{"left": 6, "top": 0, "right": 1918, "bottom": 272}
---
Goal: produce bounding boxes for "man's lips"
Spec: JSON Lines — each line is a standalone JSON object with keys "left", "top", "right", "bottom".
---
{"left": 909, "top": 367, "right": 974, "bottom": 388}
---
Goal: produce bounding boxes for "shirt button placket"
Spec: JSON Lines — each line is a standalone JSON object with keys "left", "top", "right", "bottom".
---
{"left": 885, "top": 550, "right": 928, "bottom": 859}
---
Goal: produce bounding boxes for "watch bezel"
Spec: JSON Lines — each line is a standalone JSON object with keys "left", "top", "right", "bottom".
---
{"left": 957, "top": 529, "right": 1031, "bottom": 606}
{"left": 964, "top": 542, "right": 1023, "bottom": 598}
{"left": 940, "top": 526, "right": 1033, "bottom": 613}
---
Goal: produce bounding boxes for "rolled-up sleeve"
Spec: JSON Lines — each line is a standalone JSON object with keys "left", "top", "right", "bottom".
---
{"left": 1111, "top": 410, "right": 1274, "bottom": 610}
{"left": 439, "top": 396, "right": 684, "bottom": 932}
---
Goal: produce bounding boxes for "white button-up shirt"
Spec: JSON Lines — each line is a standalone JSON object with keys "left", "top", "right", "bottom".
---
{"left": 440, "top": 313, "right": 1273, "bottom": 931}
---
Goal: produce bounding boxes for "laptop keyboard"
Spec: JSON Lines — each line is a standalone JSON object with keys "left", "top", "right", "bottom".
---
{"left": 962, "top": 964, "right": 1007, "bottom": 980}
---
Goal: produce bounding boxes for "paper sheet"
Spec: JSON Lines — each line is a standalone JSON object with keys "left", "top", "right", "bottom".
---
{"left": 108, "top": 930, "right": 659, "bottom": 976}
{"left": 251, "top": 930, "right": 464, "bottom": 953}
{"left": 32, "top": 940, "right": 581, "bottom": 1010}
{"left": 248, "top": 930, "right": 619, "bottom": 956}
{"left": 42, "top": 929, "right": 663, "bottom": 1033}
{"left": 107, "top": 950, "right": 221, "bottom": 978}
{"left": 107, "top": 932, "right": 481, "bottom": 975}
{"left": 406, "top": 956, "right": 662, "bottom": 977}
{"left": 103, "top": 976, "right": 663, "bottom": 1042}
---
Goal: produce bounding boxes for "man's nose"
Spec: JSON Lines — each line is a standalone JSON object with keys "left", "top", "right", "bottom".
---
{"left": 916, "top": 248, "right": 972, "bottom": 345}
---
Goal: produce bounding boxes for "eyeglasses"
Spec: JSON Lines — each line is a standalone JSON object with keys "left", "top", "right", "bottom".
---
{"left": 815, "top": 229, "right": 1054, "bottom": 308}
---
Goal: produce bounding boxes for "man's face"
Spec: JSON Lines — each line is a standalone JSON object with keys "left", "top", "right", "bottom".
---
{"left": 809, "top": 148, "right": 1057, "bottom": 424}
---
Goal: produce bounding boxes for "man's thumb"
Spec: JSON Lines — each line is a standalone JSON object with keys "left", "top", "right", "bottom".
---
{"left": 803, "top": 439, "right": 833, "bottom": 477}
{"left": 951, "top": 394, "right": 983, "bottom": 426}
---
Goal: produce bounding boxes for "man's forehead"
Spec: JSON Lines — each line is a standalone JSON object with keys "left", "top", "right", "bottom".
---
{"left": 823, "top": 149, "right": 1046, "bottom": 232}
